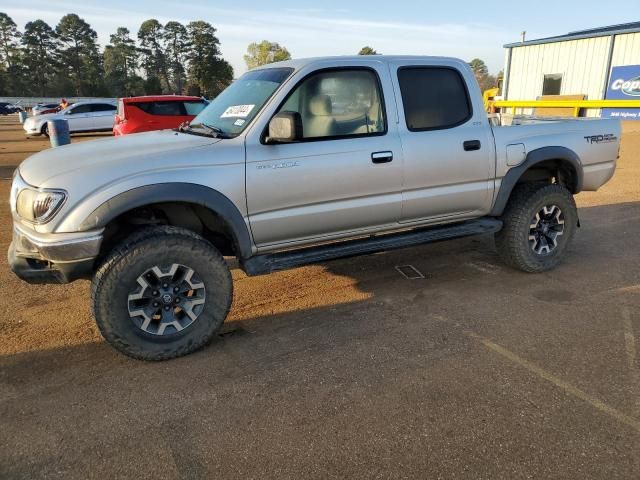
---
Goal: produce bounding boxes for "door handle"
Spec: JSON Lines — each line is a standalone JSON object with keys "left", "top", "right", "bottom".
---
{"left": 463, "top": 140, "right": 481, "bottom": 151}
{"left": 371, "top": 151, "right": 393, "bottom": 164}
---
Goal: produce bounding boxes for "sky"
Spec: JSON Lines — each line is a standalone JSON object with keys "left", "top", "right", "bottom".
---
{"left": 3, "top": 0, "right": 637, "bottom": 76}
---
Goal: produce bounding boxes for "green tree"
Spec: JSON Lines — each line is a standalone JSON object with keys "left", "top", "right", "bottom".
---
{"left": 138, "top": 19, "right": 169, "bottom": 93}
{"left": 186, "top": 21, "right": 233, "bottom": 97}
{"left": 21, "top": 20, "right": 59, "bottom": 96}
{"left": 358, "top": 46, "right": 378, "bottom": 55}
{"left": 0, "top": 13, "right": 22, "bottom": 94}
{"left": 163, "top": 21, "right": 189, "bottom": 93}
{"left": 56, "top": 13, "right": 104, "bottom": 95}
{"left": 469, "top": 58, "right": 494, "bottom": 91}
{"left": 469, "top": 58, "right": 488, "bottom": 77}
{"left": 243, "top": 40, "right": 291, "bottom": 69}
{"left": 0, "top": 13, "right": 20, "bottom": 70}
{"left": 104, "top": 27, "right": 141, "bottom": 96}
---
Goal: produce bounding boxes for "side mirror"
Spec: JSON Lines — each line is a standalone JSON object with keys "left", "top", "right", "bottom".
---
{"left": 265, "top": 111, "right": 303, "bottom": 144}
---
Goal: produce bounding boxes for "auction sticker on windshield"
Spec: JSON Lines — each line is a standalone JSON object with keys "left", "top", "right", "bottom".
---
{"left": 221, "top": 105, "right": 255, "bottom": 118}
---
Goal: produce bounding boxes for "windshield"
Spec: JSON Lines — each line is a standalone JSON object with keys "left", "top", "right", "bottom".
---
{"left": 189, "top": 67, "right": 293, "bottom": 137}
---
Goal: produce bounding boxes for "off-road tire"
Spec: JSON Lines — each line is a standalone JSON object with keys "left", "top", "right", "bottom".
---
{"left": 91, "top": 226, "right": 233, "bottom": 360}
{"left": 495, "top": 182, "right": 578, "bottom": 273}
{"left": 41, "top": 123, "right": 48, "bottom": 137}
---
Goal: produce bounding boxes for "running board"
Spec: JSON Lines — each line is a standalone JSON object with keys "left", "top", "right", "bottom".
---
{"left": 242, "top": 218, "right": 502, "bottom": 276}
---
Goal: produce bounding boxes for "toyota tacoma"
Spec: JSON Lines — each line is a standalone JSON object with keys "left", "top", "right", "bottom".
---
{"left": 8, "top": 56, "right": 621, "bottom": 360}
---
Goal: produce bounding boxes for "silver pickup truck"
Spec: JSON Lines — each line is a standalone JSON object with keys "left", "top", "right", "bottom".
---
{"left": 9, "top": 56, "right": 621, "bottom": 360}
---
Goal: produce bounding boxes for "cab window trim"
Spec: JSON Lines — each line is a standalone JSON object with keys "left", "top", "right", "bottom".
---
{"left": 397, "top": 65, "right": 473, "bottom": 133}
{"left": 262, "top": 66, "right": 388, "bottom": 145}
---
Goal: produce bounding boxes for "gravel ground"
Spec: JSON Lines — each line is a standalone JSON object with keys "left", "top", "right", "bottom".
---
{"left": 0, "top": 117, "right": 639, "bottom": 479}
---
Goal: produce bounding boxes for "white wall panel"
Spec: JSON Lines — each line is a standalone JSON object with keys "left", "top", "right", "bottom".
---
{"left": 611, "top": 32, "right": 640, "bottom": 66}
{"left": 507, "top": 36, "right": 611, "bottom": 102}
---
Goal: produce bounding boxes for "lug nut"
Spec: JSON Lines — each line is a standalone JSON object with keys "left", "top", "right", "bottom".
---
{"left": 153, "top": 302, "right": 159, "bottom": 307}
{"left": 175, "top": 298, "right": 180, "bottom": 304}
{"left": 163, "top": 283, "right": 168, "bottom": 288}
{"left": 174, "top": 287, "right": 179, "bottom": 292}
{"left": 152, "top": 290, "right": 158, "bottom": 296}
{"left": 164, "top": 306, "right": 170, "bottom": 311}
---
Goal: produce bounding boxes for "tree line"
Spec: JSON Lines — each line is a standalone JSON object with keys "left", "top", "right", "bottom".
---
{"left": 0, "top": 11, "right": 501, "bottom": 100}
{"left": 0, "top": 12, "right": 233, "bottom": 98}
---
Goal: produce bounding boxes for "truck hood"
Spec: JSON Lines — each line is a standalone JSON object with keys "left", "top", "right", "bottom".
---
{"left": 19, "top": 130, "right": 221, "bottom": 186}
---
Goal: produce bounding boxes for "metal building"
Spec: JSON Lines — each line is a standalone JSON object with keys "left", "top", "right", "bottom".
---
{"left": 502, "top": 22, "right": 640, "bottom": 118}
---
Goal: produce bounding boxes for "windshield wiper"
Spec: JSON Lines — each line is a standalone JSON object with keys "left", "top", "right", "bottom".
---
{"left": 178, "top": 122, "right": 231, "bottom": 138}
{"left": 200, "top": 123, "right": 229, "bottom": 138}
{"left": 185, "top": 122, "right": 230, "bottom": 139}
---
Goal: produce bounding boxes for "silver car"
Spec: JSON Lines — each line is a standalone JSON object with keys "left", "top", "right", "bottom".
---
{"left": 9, "top": 56, "right": 621, "bottom": 360}
{"left": 23, "top": 100, "right": 117, "bottom": 136}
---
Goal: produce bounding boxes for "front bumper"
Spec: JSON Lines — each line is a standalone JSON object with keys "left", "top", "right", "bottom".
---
{"left": 8, "top": 224, "right": 104, "bottom": 284}
{"left": 23, "top": 123, "right": 40, "bottom": 135}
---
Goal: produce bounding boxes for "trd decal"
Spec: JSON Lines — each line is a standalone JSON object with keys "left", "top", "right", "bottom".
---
{"left": 584, "top": 134, "right": 617, "bottom": 144}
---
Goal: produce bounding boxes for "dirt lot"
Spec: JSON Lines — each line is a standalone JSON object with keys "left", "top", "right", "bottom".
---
{"left": 0, "top": 117, "right": 639, "bottom": 479}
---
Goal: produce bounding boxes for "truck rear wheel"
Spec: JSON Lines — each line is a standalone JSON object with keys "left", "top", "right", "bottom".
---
{"left": 91, "top": 226, "right": 233, "bottom": 360}
{"left": 495, "top": 182, "right": 577, "bottom": 273}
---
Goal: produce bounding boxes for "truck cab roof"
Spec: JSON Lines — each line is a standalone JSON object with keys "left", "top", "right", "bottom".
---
{"left": 255, "top": 55, "right": 469, "bottom": 71}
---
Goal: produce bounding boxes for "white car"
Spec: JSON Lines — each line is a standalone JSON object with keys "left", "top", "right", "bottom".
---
{"left": 24, "top": 100, "right": 117, "bottom": 136}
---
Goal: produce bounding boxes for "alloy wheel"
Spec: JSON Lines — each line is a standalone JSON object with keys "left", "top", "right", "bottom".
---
{"left": 528, "top": 205, "right": 565, "bottom": 255}
{"left": 127, "top": 263, "right": 206, "bottom": 336}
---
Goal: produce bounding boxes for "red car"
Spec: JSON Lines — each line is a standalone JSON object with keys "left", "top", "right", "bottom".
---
{"left": 113, "top": 95, "right": 209, "bottom": 135}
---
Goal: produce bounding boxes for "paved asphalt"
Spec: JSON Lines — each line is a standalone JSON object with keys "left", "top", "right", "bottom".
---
{"left": 0, "top": 119, "right": 639, "bottom": 479}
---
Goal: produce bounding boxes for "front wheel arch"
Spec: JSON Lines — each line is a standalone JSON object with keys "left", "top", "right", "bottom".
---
{"left": 78, "top": 183, "right": 254, "bottom": 260}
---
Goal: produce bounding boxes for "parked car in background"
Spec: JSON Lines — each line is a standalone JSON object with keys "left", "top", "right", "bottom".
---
{"left": 32, "top": 103, "right": 62, "bottom": 116}
{"left": 23, "top": 100, "right": 117, "bottom": 136}
{"left": 113, "top": 95, "right": 209, "bottom": 135}
{"left": 0, "top": 102, "right": 24, "bottom": 115}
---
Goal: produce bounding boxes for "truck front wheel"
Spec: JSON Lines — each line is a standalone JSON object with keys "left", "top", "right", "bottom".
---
{"left": 495, "top": 182, "right": 578, "bottom": 273}
{"left": 91, "top": 226, "right": 233, "bottom": 360}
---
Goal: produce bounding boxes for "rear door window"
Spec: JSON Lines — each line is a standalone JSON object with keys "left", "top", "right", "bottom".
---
{"left": 397, "top": 67, "right": 472, "bottom": 131}
{"left": 91, "top": 104, "right": 117, "bottom": 112}
{"left": 69, "top": 104, "right": 92, "bottom": 114}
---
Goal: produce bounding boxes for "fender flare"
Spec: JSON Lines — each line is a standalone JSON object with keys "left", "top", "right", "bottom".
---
{"left": 78, "top": 183, "right": 254, "bottom": 259}
{"left": 490, "top": 146, "right": 583, "bottom": 216}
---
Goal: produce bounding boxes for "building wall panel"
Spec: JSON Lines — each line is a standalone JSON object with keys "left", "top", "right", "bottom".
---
{"left": 505, "top": 36, "right": 612, "bottom": 116}
{"left": 611, "top": 32, "right": 640, "bottom": 66}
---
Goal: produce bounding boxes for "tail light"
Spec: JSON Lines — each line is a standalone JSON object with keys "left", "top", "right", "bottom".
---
{"left": 116, "top": 100, "right": 126, "bottom": 124}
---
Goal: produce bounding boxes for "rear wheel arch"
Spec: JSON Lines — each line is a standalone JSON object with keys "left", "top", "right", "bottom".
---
{"left": 79, "top": 183, "right": 254, "bottom": 260}
{"left": 490, "top": 146, "right": 582, "bottom": 216}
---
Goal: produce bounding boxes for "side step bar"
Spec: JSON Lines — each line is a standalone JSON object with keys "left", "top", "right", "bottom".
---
{"left": 242, "top": 218, "right": 502, "bottom": 277}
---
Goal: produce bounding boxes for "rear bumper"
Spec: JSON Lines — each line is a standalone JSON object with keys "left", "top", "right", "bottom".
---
{"left": 8, "top": 224, "right": 103, "bottom": 284}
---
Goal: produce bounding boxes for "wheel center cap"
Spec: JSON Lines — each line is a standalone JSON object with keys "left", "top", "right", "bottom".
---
{"left": 161, "top": 293, "right": 174, "bottom": 305}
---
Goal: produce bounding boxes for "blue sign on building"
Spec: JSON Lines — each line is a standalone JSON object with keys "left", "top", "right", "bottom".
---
{"left": 602, "top": 64, "right": 640, "bottom": 120}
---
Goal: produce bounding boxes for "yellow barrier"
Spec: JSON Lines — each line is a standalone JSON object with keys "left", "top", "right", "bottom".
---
{"left": 491, "top": 99, "right": 640, "bottom": 117}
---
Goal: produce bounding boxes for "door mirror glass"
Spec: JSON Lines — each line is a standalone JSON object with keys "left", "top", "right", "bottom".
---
{"left": 266, "top": 111, "right": 303, "bottom": 144}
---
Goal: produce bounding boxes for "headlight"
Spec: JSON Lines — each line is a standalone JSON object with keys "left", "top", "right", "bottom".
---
{"left": 15, "top": 184, "right": 67, "bottom": 224}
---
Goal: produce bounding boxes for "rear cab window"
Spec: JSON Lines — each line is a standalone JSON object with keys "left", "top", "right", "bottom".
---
{"left": 397, "top": 67, "right": 472, "bottom": 131}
